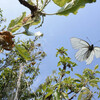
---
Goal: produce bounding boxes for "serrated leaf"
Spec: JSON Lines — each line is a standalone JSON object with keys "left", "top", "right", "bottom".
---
{"left": 56, "top": 0, "right": 96, "bottom": 16}
{"left": 15, "top": 44, "right": 31, "bottom": 60}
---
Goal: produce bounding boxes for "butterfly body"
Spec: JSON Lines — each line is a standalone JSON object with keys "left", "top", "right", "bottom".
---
{"left": 70, "top": 38, "right": 100, "bottom": 65}
{"left": 89, "top": 44, "right": 94, "bottom": 51}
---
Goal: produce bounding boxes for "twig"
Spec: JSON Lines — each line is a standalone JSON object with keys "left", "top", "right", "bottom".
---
{"left": 40, "top": 0, "right": 51, "bottom": 11}
{"left": 14, "top": 63, "right": 24, "bottom": 100}
{"left": 35, "top": 15, "right": 44, "bottom": 29}
{"left": 59, "top": 63, "right": 67, "bottom": 82}
{"left": 0, "top": 57, "right": 12, "bottom": 71}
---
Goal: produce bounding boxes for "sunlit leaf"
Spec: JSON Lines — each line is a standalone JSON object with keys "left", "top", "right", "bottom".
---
{"left": 57, "top": 62, "right": 61, "bottom": 66}
{"left": 71, "top": 67, "right": 73, "bottom": 71}
{"left": 66, "top": 71, "right": 70, "bottom": 74}
{"left": 27, "top": 0, "right": 35, "bottom": 5}
{"left": 56, "top": 0, "right": 96, "bottom": 16}
{"left": 73, "top": 78, "right": 81, "bottom": 82}
{"left": 8, "top": 12, "right": 26, "bottom": 33}
{"left": 89, "top": 79, "right": 100, "bottom": 84}
{"left": 90, "top": 83, "right": 99, "bottom": 88}
{"left": 95, "top": 71, "right": 100, "bottom": 74}
{"left": 94, "top": 65, "right": 99, "bottom": 70}
{"left": 75, "top": 73, "right": 83, "bottom": 79}
{"left": 45, "top": 89, "right": 53, "bottom": 99}
{"left": 52, "top": 0, "right": 71, "bottom": 7}
{"left": 15, "top": 44, "right": 31, "bottom": 60}
{"left": 41, "top": 0, "right": 43, "bottom": 4}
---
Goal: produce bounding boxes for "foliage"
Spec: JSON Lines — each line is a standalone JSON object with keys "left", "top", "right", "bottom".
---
{"left": 53, "top": 0, "right": 96, "bottom": 16}
{"left": 0, "top": 8, "right": 3, "bottom": 24}
{"left": 34, "top": 47, "right": 100, "bottom": 100}
{"left": 6, "top": 0, "right": 96, "bottom": 35}
{"left": 0, "top": 37, "right": 46, "bottom": 99}
{"left": 0, "top": 0, "right": 100, "bottom": 100}
{"left": 0, "top": 8, "right": 4, "bottom": 27}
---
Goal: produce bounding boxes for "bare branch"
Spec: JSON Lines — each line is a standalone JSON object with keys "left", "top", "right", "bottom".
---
{"left": 18, "top": 0, "right": 37, "bottom": 17}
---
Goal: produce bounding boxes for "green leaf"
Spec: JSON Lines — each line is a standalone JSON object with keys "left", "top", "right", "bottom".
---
{"left": 71, "top": 67, "right": 73, "bottom": 71}
{"left": 73, "top": 78, "right": 81, "bottom": 82}
{"left": 52, "top": 0, "right": 71, "bottom": 7}
{"left": 15, "top": 44, "right": 31, "bottom": 61}
{"left": 59, "top": 68, "right": 62, "bottom": 71}
{"left": 90, "top": 83, "right": 99, "bottom": 88}
{"left": 42, "top": 85, "right": 46, "bottom": 91}
{"left": 66, "top": 71, "right": 70, "bottom": 74}
{"left": 41, "top": 0, "right": 43, "bottom": 4}
{"left": 7, "top": 12, "right": 26, "bottom": 33}
{"left": 89, "top": 79, "right": 100, "bottom": 84}
{"left": 56, "top": 0, "right": 96, "bottom": 16}
{"left": 57, "top": 62, "right": 61, "bottom": 66}
{"left": 75, "top": 73, "right": 83, "bottom": 79}
{"left": 27, "top": 0, "right": 35, "bottom": 5}
{"left": 95, "top": 71, "right": 100, "bottom": 74}
{"left": 45, "top": 89, "right": 53, "bottom": 99}
{"left": 98, "top": 91, "right": 100, "bottom": 98}
{"left": 94, "top": 65, "right": 99, "bottom": 70}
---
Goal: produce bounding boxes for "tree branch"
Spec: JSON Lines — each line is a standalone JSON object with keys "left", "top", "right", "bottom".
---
{"left": 18, "top": 0, "right": 37, "bottom": 17}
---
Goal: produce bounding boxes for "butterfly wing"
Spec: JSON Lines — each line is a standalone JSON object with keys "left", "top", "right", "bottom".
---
{"left": 70, "top": 38, "right": 89, "bottom": 49}
{"left": 86, "top": 50, "right": 94, "bottom": 65}
{"left": 75, "top": 48, "right": 91, "bottom": 62}
{"left": 94, "top": 47, "right": 100, "bottom": 58}
{"left": 71, "top": 38, "right": 89, "bottom": 49}
{"left": 71, "top": 38, "right": 95, "bottom": 64}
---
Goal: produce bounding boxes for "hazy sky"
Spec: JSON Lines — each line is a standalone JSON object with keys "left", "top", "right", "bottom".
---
{"left": 0, "top": 0, "right": 100, "bottom": 99}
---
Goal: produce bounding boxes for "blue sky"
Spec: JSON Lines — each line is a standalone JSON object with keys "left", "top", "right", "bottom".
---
{"left": 1, "top": 0, "right": 100, "bottom": 99}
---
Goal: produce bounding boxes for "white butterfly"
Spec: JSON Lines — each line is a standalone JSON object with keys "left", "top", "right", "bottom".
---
{"left": 70, "top": 38, "right": 100, "bottom": 65}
